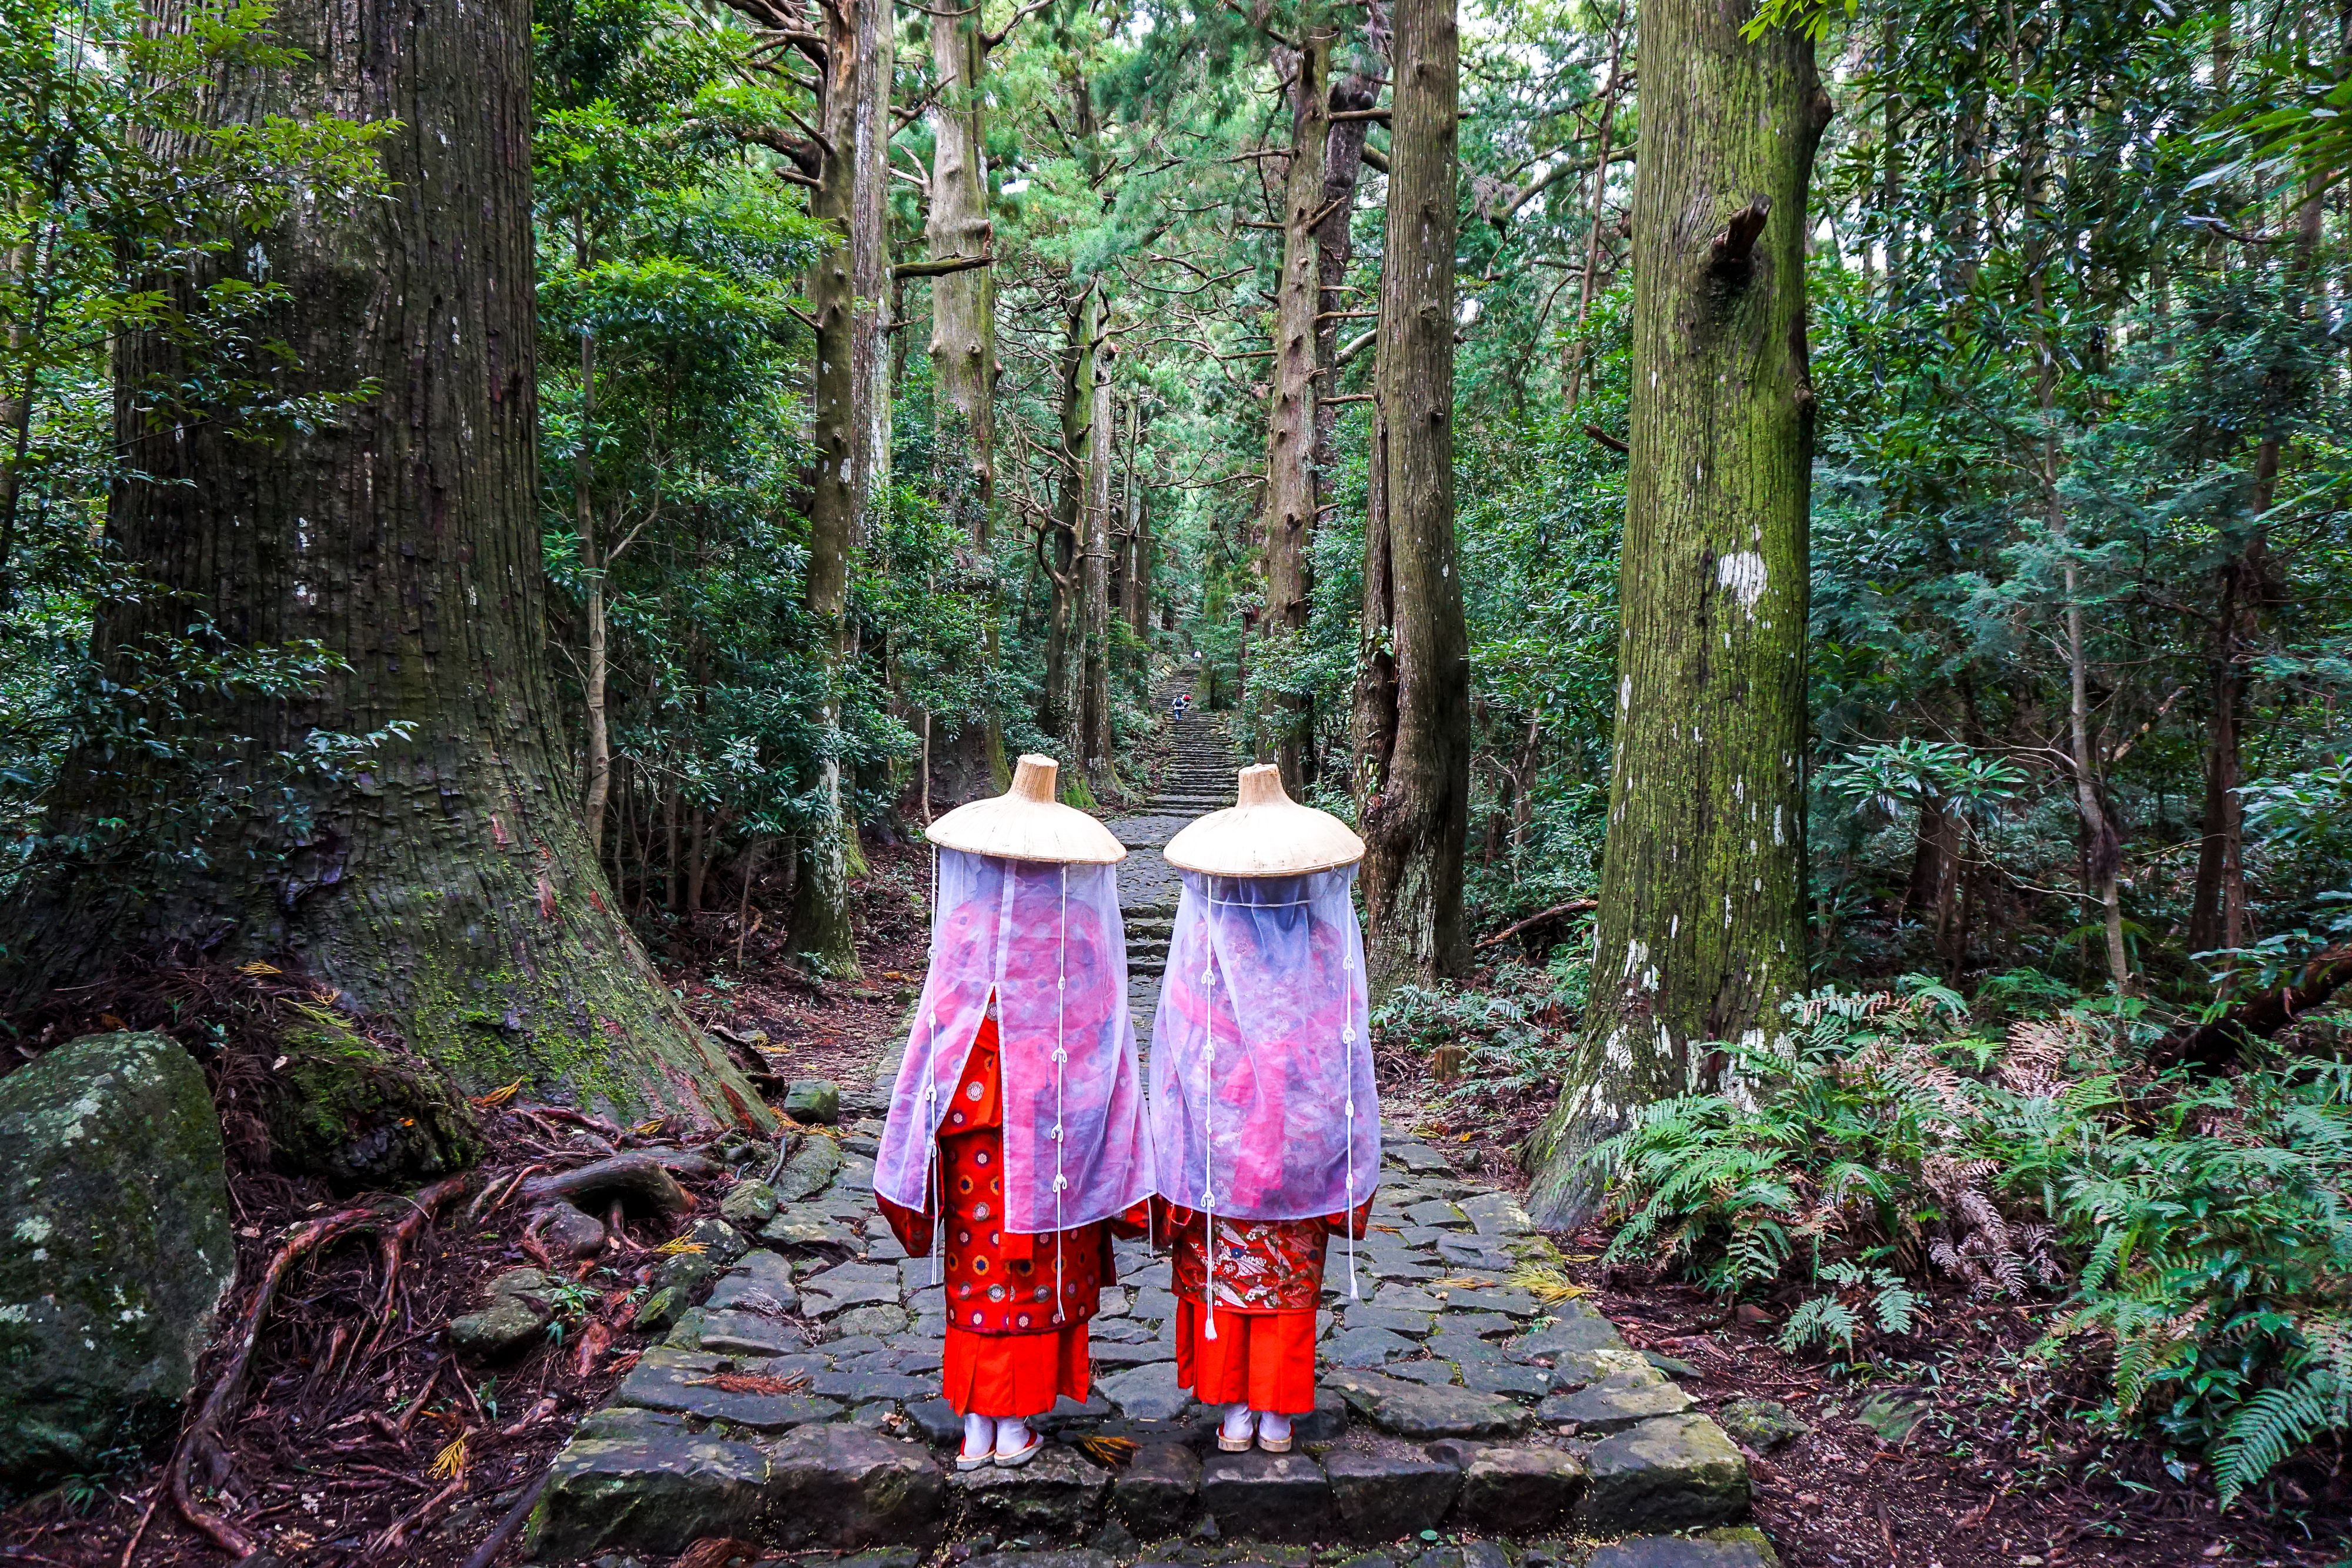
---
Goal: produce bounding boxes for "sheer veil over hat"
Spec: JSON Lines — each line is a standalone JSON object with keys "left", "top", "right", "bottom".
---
{"left": 874, "top": 757, "right": 1151, "bottom": 1250}
{"left": 1149, "top": 767, "right": 1379, "bottom": 1318}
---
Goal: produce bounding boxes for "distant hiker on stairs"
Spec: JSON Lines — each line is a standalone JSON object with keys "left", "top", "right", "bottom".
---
{"left": 874, "top": 756, "right": 1154, "bottom": 1472}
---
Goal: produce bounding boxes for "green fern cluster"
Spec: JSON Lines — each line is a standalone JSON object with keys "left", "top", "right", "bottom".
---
{"left": 1589, "top": 979, "right": 2352, "bottom": 1508}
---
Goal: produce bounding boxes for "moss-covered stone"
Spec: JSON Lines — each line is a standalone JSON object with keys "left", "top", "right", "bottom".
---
{"left": 0, "top": 1032, "right": 235, "bottom": 1491}
{"left": 263, "top": 1002, "right": 483, "bottom": 1190}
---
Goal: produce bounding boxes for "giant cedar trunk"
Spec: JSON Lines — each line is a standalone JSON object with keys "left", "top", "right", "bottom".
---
{"left": 1355, "top": 0, "right": 1468, "bottom": 999}
{"left": 1524, "top": 0, "right": 1826, "bottom": 1226}
{"left": 792, "top": 0, "right": 863, "bottom": 975}
{"left": 1, "top": 0, "right": 764, "bottom": 1124}
{"left": 1262, "top": 28, "right": 1332, "bottom": 791}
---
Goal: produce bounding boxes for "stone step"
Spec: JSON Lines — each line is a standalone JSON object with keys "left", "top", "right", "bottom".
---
{"left": 529, "top": 1088, "right": 1758, "bottom": 1566}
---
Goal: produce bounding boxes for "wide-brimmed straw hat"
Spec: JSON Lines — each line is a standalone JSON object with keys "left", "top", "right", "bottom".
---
{"left": 1163, "top": 764, "right": 1364, "bottom": 878}
{"left": 926, "top": 754, "right": 1127, "bottom": 865}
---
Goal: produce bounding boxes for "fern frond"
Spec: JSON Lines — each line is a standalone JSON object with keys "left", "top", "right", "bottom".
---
{"left": 2213, "top": 1372, "right": 2347, "bottom": 1508}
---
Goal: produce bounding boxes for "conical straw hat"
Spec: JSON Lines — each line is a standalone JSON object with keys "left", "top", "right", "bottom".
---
{"left": 1163, "top": 764, "right": 1365, "bottom": 877}
{"left": 926, "top": 754, "right": 1127, "bottom": 865}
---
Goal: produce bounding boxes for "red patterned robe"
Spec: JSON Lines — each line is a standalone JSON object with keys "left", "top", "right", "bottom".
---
{"left": 877, "top": 1014, "right": 1147, "bottom": 1416}
{"left": 1154, "top": 1200, "right": 1371, "bottom": 1415}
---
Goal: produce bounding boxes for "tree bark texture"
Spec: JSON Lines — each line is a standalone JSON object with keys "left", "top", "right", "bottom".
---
{"left": 1525, "top": 0, "right": 1826, "bottom": 1227}
{"left": 924, "top": 1, "right": 1007, "bottom": 797}
{"left": 1043, "top": 282, "right": 1097, "bottom": 756}
{"left": 1263, "top": 28, "right": 1332, "bottom": 794}
{"left": 0, "top": 0, "right": 766, "bottom": 1125}
{"left": 1125, "top": 397, "right": 1152, "bottom": 643}
{"left": 791, "top": 0, "right": 863, "bottom": 975}
{"left": 851, "top": 0, "right": 894, "bottom": 531}
{"left": 579, "top": 330, "right": 614, "bottom": 862}
{"left": 1356, "top": 0, "right": 1468, "bottom": 1001}
{"left": 927, "top": 2, "right": 995, "bottom": 524}
{"left": 1081, "top": 336, "right": 1115, "bottom": 776}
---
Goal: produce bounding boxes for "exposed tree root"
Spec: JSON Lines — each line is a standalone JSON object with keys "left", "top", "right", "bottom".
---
{"left": 167, "top": 1174, "right": 472, "bottom": 1557}
{"left": 520, "top": 1151, "right": 691, "bottom": 1216}
{"left": 456, "top": 1466, "right": 551, "bottom": 1568}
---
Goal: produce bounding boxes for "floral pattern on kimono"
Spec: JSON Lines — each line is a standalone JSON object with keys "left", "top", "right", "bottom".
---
{"left": 1155, "top": 1198, "right": 1372, "bottom": 1312}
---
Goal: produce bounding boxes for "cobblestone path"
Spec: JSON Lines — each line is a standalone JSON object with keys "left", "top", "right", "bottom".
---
{"left": 523, "top": 698, "right": 1773, "bottom": 1568}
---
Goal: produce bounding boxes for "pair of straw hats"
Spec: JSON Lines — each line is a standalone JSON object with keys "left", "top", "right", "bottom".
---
{"left": 927, "top": 755, "right": 1363, "bottom": 876}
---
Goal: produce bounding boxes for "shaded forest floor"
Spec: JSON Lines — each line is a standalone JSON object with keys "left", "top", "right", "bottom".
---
{"left": 6, "top": 826, "right": 2347, "bottom": 1568}
{"left": 1405, "top": 994, "right": 2352, "bottom": 1568}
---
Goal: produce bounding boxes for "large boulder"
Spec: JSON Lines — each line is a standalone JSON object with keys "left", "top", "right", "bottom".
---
{"left": 0, "top": 1032, "right": 236, "bottom": 1489}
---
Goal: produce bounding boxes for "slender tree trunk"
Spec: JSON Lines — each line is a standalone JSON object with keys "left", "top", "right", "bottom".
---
{"left": 1125, "top": 399, "right": 1151, "bottom": 642}
{"left": 851, "top": 0, "right": 894, "bottom": 532}
{"left": 793, "top": 0, "right": 863, "bottom": 975}
{"left": 1299, "top": 7, "right": 1386, "bottom": 793}
{"left": 1082, "top": 334, "right": 1115, "bottom": 776}
{"left": 0, "top": 215, "right": 56, "bottom": 605}
{"left": 1044, "top": 281, "right": 1097, "bottom": 755}
{"left": 0, "top": 0, "right": 763, "bottom": 1123}
{"left": 1563, "top": 21, "right": 1626, "bottom": 413}
{"left": 1355, "top": 0, "right": 1468, "bottom": 999}
{"left": 2189, "top": 556, "right": 2251, "bottom": 954}
{"left": 578, "top": 329, "right": 614, "bottom": 862}
{"left": 1525, "top": 0, "right": 1826, "bottom": 1226}
{"left": 926, "top": 0, "right": 1005, "bottom": 791}
{"left": 1264, "top": 26, "right": 1333, "bottom": 792}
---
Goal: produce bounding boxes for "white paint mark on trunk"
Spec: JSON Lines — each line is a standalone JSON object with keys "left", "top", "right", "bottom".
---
{"left": 1716, "top": 550, "right": 1768, "bottom": 613}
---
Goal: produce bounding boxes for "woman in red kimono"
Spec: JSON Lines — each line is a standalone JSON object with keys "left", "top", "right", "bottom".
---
{"left": 871, "top": 757, "right": 1154, "bottom": 1469}
{"left": 878, "top": 1006, "right": 1149, "bottom": 1465}
{"left": 1148, "top": 765, "right": 1379, "bottom": 1454}
{"left": 1154, "top": 1202, "right": 1369, "bottom": 1450}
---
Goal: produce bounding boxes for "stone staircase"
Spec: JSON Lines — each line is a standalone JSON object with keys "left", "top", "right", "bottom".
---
{"left": 519, "top": 679, "right": 1773, "bottom": 1567}
{"left": 1108, "top": 680, "right": 1247, "bottom": 1052}
{"left": 524, "top": 1114, "right": 1768, "bottom": 1567}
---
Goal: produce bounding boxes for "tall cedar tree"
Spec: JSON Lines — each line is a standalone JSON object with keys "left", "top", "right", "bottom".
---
{"left": 1262, "top": 24, "right": 1331, "bottom": 791}
{"left": 1354, "top": 0, "right": 1469, "bottom": 998}
{"left": 925, "top": 0, "right": 1010, "bottom": 791}
{"left": 790, "top": 0, "right": 864, "bottom": 974}
{"left": 1524, "top": 0, "right": 1829, "bottom": 1225}
{"left": 0, "top": 0, "right": 764, "bottom": 1119}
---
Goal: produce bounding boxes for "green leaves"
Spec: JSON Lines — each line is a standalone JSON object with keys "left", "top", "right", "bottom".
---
{"left": 1591, "top": 971, "right": 2352, "bottom": 1507}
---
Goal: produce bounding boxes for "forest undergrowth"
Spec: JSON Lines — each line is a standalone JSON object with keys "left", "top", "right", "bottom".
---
{"left": 0, "top": 856, "right": 930, "bottom": 1568}
{"left": 1379, "top": 951, "right": 2352, "bottom": 1566}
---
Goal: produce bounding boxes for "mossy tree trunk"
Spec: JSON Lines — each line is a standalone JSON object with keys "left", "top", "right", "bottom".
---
{"left": 926, "top": 0, "right": 1008, "bottom": 792}
{"left": 1262, "top": 25, "right": 1332, "bottom": 793}
{"left": 0, "top": 0, "right": 768, "bottom": 1126}
{"left": 1354, "top": 0, "right": 1468, "bottom": 1001}
{"left": 791, "top": 0, "right": 864, "bottom": 976}
{"left": 1524, "top": 0, "right": 1827, "bottom": 1227}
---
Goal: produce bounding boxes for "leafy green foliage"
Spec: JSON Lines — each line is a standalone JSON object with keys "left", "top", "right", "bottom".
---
{"left": 1592, "top": 979, "right": 2352, "bottom": 1505}
{"left": 0, "top": 0, "right": 394, "bottom": 896}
